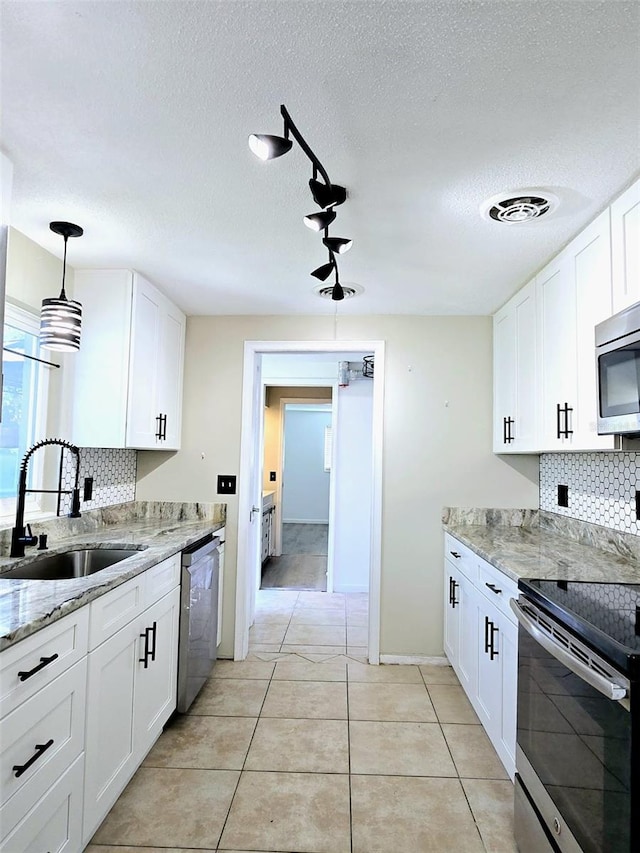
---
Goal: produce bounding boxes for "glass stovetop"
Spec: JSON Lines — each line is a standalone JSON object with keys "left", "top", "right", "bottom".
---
{"left": 519, "top": 578, "right": 640, "bottom": 673}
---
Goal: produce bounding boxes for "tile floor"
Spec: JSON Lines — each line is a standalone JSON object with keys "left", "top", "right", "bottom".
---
{"left": 87, "top": 591, "right": 517, "bottom": 853}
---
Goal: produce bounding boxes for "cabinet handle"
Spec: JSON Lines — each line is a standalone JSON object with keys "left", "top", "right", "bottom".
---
{"left": 451, "top": 580, "right": 459, "bottom": 608}
{"left": 485, "top": 582, "right": 502, "bottom": 595}
{"left": 17, "top": 653, "right": 59, "bottom": 682}
{"left": 139, "top": 627, "right": 151, "bottom": 668}
{"left": 13, "top": 739, "right": 54, "bottom": 778}
{"left": 450, "top": 551, "right": 461, "bottom": 559}
{"left": 489, "top": 622, "right": 499, "bottom": 660}
{"left": 503, "top": 416, "right": 507, "bottom": 445}
{"left": 484, "top": 616, "right": 499, "bottom": 659}
{"left": 155, "top": 414, "right": 163, "bottom": 440}
{"left": 506, "top": 416, "right": 514, "bottom": 443}
{"left": 556, "top": 402, "right": 574, "bottom": 438}
{"left": 484, "top": 616, "right": 490, "bottom": 654}
{"left": 161, "top": 414, "right": 167, "bottom": 441}
{"left": 149, "top": 620, "right": 157, "bottom": 662}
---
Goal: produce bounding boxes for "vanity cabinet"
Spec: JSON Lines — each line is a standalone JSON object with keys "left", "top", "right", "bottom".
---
{"left": 71, "top": 269, "right": 185, "bottom": 450}
{"left": 0, "top": 608, "right": 89, "bottom": 852}
{"left": 493, "top": 279, "right": 537, "bottom": 452}
{"left": 443, "top": 532, "right": 518, "bottom": 778}
{"left": 611, "top": 179, "right": 640, "bottom": 313}
{"left": 82, "top": 554, "right": 180, "bottom": 844}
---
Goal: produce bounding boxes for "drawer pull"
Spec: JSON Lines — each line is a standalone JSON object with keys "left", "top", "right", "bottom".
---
{"left": 485, "top": 582, "right": 502, "bottom": 595}
{"left": 450, "top": 551, "right": 461, "bottom": 559}
{"left": 12, "top": 738, "right": 54, "bottom": 778}
{"left": 17, "top": 653, "right": 59, "bottom": 681}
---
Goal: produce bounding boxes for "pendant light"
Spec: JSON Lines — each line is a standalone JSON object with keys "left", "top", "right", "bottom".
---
{"left": 40, "top": 221, "right": 83, "bottom": 351}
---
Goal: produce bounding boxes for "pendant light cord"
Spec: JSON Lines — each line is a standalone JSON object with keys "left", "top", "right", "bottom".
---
{"left": 59, "top": 235, "right": 68, "bottom": 300}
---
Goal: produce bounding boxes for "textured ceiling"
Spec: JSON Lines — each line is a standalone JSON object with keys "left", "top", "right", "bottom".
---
{"left": 2, "top": 0, "right": 639, "bottom": 316}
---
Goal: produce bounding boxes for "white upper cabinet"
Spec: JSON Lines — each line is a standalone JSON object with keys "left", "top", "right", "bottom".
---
{"left": 537, "top": 209, "right": 615, "bottom": 451}
{"left": 71, "top": 270, "right": 185, "bottom": 450}
{"left": 493, "top": 279, "right": 537, "bottom": 453}
{"left": 611, "top": 178, "right": 640, "bottom": 313}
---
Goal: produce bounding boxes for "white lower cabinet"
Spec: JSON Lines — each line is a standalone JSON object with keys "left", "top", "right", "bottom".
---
{"left": 217, "top": 528, "right": 226, "bottom": 647}
{"left": 443, "top": 533, "right": 518, "bottom": 779}
{"left": 83, "top": 583, "right": 180, "bottom": 844}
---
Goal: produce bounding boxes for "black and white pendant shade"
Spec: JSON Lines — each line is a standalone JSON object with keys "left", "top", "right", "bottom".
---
{"left": 40, "top": 221, "right": 83, "bottom": 352}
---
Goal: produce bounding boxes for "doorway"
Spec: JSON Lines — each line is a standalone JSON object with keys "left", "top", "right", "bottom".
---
{"left": 234, "top": 340, "right": 385, "bottom": 664}
{"left": 261, "top": 393, "right": 332, "bottom": 592}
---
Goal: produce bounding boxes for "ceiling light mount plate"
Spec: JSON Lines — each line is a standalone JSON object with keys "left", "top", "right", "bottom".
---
{"left": 313, "top": 282, "right": 364, "bottom": 300}
{"left": 480, "top": 189, "right": 559, "bottom": 224}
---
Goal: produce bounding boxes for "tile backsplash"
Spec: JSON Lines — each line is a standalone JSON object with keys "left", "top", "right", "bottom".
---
{"left": 60, "top": 447, "right": 137, "bottom": 514}
{"left": 540, "top": 452, "right": 640, "bottom": 535}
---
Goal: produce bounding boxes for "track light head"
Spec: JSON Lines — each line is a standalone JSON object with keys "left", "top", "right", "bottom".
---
{"left": 323, "top": 236, "right": 352, "bottom": 255}
{"left": 309, "top": 178, "right": 347, "bottom": 209}
{"left": 331, "top": 281, "right": 345, "bottom": 301}
{"left": 248, "top": 133, "right": 293, "bottom": 161}
{"left": 310, "top": 260, "right": 335, "bottom": 281}
{"left": 303, "top": 209, "right": 336, "bottom": 232}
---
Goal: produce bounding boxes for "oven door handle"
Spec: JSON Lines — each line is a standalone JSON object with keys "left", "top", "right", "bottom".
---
{"left": 510, "top": 599, "right": 628, "bottom": 702}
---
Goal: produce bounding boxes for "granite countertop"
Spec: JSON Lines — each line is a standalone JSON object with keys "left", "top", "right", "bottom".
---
{"left": 443, "top": 508, "right": 640, "bottom": 586}
{"left": 0, "top": 502, "right": 226, "bottom": 651}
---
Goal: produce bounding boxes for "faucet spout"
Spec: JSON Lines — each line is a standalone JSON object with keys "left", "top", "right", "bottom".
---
{"left": 9, "top": 438, "right": 82, "bottom": 558}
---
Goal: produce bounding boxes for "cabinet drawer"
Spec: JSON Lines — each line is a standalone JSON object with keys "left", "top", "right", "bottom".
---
{"left": 477, "top": 559, "right": 518, "bottom": 625}
{"left": 0, "top": 608, "right": 89, "bottom": 718}
{"left": 444, "top": 533, "right": 477, "bottom": 581}
{"left": 89, "top": 573, "right": 145, "bottom": 650}
{"left": 143, "top": 554, "right": 180, "bottom": 609}
{"left": 0, "top": 753, "right": 83, "bottom": 852}
{"left": 0, "top": 658, "right": 86, "bottom": 836}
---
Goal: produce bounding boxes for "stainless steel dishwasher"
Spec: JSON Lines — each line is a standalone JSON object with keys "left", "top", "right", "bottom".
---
{"left": 177, "top": 534, "right": 221, "bottom": 713}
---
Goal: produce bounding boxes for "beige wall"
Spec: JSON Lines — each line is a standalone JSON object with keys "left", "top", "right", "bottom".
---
{"left": 136, "top": 314, "right": 539, "bottom": 658}
{"left": 263, "top": 386, "right": 332, "bottom": 491}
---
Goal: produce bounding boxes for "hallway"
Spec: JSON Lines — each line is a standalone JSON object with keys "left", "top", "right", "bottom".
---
{"left": 261, "top": 523, "right": 329, "bottom": 592}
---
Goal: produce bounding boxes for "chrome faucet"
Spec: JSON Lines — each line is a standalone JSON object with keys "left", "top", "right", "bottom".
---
{"left": 10, "top": 438, "right": 81, "bottom": 558}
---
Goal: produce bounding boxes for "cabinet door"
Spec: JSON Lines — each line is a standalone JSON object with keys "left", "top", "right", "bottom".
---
{"left": 456, "top": 573, "right": 477, "bottom": 697}
{"left": 126, "top": 274, "right": 162, "bottom": 449}
{"left": 443, "top": 561, "right": 460, "bottom": 667}
{"left": 537, "top": 253, "right": 576, "bottom": 449}
{"left": 134, "top": 587, "right": 180, "bottom": 760}
{"left": 474, "top": 595, "right": 502, "bottom": 736}
{"left": 571, "top": 210, "right": 615, "bottom": 449}
{"left": 512, "top": 281, "right": 537, "bottom": 451}
{"left": 496, "top": 613, "right": 517, "bottom": 778}
{"left": 611, "top": 178, "right": 640, "bottom": 313}
{"left": 83, "top": 619, "right": 138, "bottom": 844}
{"left": 157, "top": 300, "right": 185, "bottom": 450}
{"left": 493, "top": 304, "right": 516, "bottom": 452}
{"left": 217, "top": 536, "right": 226, "bottom": 648}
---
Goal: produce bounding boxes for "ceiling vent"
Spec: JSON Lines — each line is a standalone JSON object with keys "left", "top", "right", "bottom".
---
{"left": 480, "top": 189, "right": 559, "bottom": 224}
{"left": 313, "top": 283, "right": 364, "bottom": 299}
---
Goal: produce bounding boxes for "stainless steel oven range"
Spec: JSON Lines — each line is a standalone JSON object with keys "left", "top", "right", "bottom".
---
{"left": 511, "top": 578, "right": 639, "bottom": 853}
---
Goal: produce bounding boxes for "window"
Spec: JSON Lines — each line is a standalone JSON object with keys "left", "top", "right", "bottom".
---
{"left": 0, "top": 304, "right": 50, "bottom": 516}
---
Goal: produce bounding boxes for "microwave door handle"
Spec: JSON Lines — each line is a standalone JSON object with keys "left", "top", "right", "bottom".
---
{"left": 510, "top": 599, "right": 628, "bottom": 704}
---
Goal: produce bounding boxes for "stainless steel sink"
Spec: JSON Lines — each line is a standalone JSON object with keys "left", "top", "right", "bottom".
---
{"left": 1, "top": 548, "right": 143, "bottom": 581}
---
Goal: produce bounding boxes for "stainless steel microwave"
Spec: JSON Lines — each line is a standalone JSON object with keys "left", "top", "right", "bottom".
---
{"left": 596, "top": 301, "right": 640, "bottom": 435}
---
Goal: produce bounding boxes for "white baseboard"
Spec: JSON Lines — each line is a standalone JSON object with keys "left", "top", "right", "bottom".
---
{"left": 379, "top": 654, "right": 450, "bottom": 666}
{"left": 283, "top": 518, "right": 329, "bottom": 525}
{"left": 334, "top": 583, "right": 368, "bottom": 593}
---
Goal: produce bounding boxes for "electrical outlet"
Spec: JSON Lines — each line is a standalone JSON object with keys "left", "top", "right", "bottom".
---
{"left": 558, "top": 484, "right": 569, "bottom": 507}
{"left": 269, "top": 471, "right": 277, "bottom": 482}
{"left": 83, "top": 477, "right": 94, "bottom": 502}
{"left": 217, "top": 475, "right": 237, "bottom": 495}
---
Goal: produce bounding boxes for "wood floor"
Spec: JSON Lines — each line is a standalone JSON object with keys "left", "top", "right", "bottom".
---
{"left": 261, "top": 523, "right": 328, "bottom": 591}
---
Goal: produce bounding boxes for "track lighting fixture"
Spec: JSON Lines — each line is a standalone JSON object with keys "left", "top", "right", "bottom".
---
{"left": 250, "top": 104, "right": 354, "bottom": 301}
{"left": 311, "top": 258, "right": 335, "bottom": 281}
{"left": 248, "top": 133, "right": 293, "bottom": 161}
{"left": 309, "top": 178, "right": 347, "bottom": 209}
{"left": 323, "top": 235, "right": 353, "bottom": 255}
{"left": 304, "top": 209, "right": 336, "bottom": 232}
{"left": 40, "top": 221, "right": 83, "bottom": 351}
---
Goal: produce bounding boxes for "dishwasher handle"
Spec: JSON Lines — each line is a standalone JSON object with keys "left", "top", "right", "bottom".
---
{"left": 182, "top": 535, "right": 221, "bottom": 566}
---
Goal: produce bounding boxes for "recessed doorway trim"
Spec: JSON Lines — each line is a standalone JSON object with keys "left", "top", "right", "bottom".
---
{"left": 235, "top": 340, "right": 385, "bottom": 664}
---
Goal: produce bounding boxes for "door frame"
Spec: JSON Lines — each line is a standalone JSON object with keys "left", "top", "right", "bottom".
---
{"left": 235, "top": 340, "right": 385, "bottom": 663}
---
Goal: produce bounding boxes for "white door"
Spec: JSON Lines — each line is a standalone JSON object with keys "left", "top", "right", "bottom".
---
{"left": 158, "top": 303, "right": 186, "bottom": 450}
{"left": 611, "top": 178, "right": 640, "bottom": 313}
{"left": 134, "top": 588, "right": 180, "bottom": 759}
{"left": 126, "top": 275, "right": 162, "bottom": 449}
